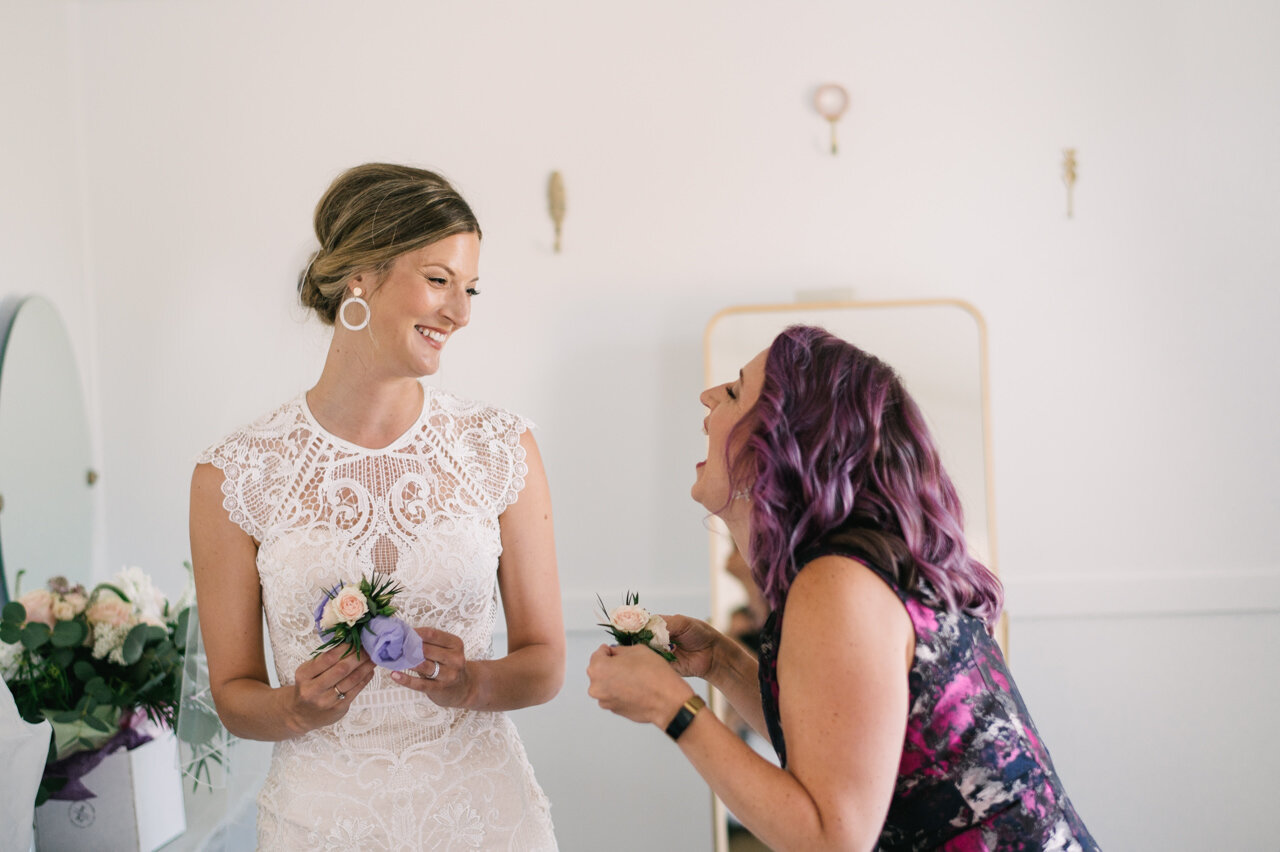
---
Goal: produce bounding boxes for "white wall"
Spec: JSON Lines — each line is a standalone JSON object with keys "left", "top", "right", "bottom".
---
{"left": 9, "top": 1, "right": 1279, "bottom": 849}
{"left": 0, "top": 0, "right": 106, "bottom": 579}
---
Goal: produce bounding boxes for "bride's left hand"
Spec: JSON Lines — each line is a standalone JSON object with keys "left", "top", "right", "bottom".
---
{"left": 390, "top": 626, "right": 474, "bottom": 708}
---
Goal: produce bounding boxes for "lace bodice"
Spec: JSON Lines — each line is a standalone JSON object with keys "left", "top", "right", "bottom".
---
{"left": 199, "top": 384, "right": 556, "bottom": 851}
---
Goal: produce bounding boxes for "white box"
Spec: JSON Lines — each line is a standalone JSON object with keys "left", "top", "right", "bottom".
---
{"left": 34, "top": 730, "right": 186, "bottom": 852}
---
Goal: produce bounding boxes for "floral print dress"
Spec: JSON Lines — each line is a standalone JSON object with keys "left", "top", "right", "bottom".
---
{"left": 758, "top": 546, "right": 1098, "bottom": 851}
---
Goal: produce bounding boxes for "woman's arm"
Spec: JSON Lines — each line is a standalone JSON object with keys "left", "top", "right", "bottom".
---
{"left": 663, "top": 614, "right": 769, "bottom": 737}
{"left": 391, "top": 430, "right": 565, "bottom": 710}
{"left": 190, "top": 462, "right": 376, "bottom": 739}
{"left": 589, "top": 555, "right": 913, "bottom": 852}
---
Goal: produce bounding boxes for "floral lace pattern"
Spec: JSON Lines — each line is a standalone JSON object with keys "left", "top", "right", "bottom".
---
{"left": 199, "top": 384, "right": 556, "bottom": 851}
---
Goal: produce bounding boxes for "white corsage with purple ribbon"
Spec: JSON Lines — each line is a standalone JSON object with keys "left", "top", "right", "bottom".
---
{"left": 313, "top": 573, "right": 425, "bottom": 671}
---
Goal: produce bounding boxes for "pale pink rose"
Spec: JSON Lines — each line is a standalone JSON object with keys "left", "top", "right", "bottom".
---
{"left": 645, "top": 614, "right": 671, "bottom": 651}
{"left": 18, "top": 589, "right": 56, "bottom": 628}
{"left": 63, "top": 592, "right": 88, "bottom": 617}
{"left": 86, "top": 593, "right": 134, "bottom": 628}
{"left": 333, "top": 586, "right": 368, "bottom": 626}
{"left": 608, "top": 604, "right": 651, "bottom": 633}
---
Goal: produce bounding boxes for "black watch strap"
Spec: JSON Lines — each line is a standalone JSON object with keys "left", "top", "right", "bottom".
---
{"left": 665, "top": 694, "right": 706, "bottom": 741}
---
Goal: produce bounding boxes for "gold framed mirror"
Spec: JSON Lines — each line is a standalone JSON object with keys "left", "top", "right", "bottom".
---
{"left": 703, "top": 299, "right": 1000, "bottom": 852}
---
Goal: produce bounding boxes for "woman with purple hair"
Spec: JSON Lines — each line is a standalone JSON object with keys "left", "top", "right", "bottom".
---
{"left": 587, "top": 325, "right": 1097, "bottom": 850}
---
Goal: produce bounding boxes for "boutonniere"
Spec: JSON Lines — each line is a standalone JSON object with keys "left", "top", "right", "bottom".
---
{"left": 596, "top": 591, "right": 676, "bottom": 661}
{"left": 313, "top": 573, "right": 424, "bottom": 671}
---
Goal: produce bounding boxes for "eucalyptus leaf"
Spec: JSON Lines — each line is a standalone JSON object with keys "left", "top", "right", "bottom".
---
{"left": 73, "top": 660, "right": 96, "bottom": 681}
{"left": 46, "top": 704, "right": 121, "bottom": 759}
{"left": 20, "top": 621, "right": 51, "bottom": 650}
{"left": 50, "top": 648, "right": 74, "bottom": 669}
{"left": 87, "top": 678, "right": 114, "bottom": 703}
{"left": 2, "top": 601, "right": 26, "bottom": 624}
{"left": 175, "top": 608, "right": 190, "bottom": 652}
{"left": 145, "top": 625, "right": 168, "bottom": 643}
{"left": 178, "top": 702, "right": 224, "bottom": 746}
{"left": 121, "top": 623, "right": 149, "bottom": 666}
{"left": 51, "top": 618, "right": 86, "bottom": 648}
{"left": 0, "top": 622, "right": 21, "bottom": 644}
{"left": 83, "top": 711, "right": 112, "bottom": 733}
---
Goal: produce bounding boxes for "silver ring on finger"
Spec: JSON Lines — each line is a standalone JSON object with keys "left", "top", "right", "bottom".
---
{"left": 334, "top": 686, "right": 346, "bottom": 701}
{"left": 424, "top": 659, "right": 441, "bottom": 680}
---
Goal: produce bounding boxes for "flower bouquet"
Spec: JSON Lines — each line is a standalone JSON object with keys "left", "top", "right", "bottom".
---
{"left": 0, "top": 567, "right": 192, "bottom": 805}
{"left": 313, "top": 573, "right": 425, "bottom": 671}
{"left": 597, "top": 591, "right": 676, "bottom": 661}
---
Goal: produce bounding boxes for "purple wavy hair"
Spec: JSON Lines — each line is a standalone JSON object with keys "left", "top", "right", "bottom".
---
{"left": 727, "top": 325, "right": 1003, "bottom": 626}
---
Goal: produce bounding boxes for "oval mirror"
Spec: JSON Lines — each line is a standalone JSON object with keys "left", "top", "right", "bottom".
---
{"left": 0, "top": 295, "right": 95, "bottom": 603}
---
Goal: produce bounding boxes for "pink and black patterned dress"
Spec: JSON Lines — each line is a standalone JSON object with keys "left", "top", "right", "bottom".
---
{"left": 758, "top": 546, "right": 1098, "bottom": 851}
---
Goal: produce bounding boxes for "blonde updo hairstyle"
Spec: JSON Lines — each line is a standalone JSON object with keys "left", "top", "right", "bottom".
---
{"left": 298, "top": 163, "right": 482, "bottom": 326}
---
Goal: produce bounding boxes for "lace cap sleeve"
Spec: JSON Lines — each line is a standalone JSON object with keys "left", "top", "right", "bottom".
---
{"left": 195, "top": 399, "right": 306, "bottom": 541}
{"left": 427, "top": 390, "right": 534, "bottom": 514}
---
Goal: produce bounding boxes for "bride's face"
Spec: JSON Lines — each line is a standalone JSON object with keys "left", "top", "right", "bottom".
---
{"left": 351, "top": 232, "right": 481, "bottom": 377}
{"left": 691, "top": 348, "right": 768, "bottom": 513}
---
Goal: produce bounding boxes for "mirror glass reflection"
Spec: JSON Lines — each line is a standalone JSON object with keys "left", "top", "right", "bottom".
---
{"left": 0, "top": 295, "right": 95, "bottom": 603}
{"left": 703, "top": 299, "right": 997, "bottom": 852}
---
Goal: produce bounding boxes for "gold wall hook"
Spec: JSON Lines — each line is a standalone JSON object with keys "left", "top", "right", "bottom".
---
{"left": 813, "top": 83, "right": 849, "bottom": 155}
{"left": 1062, "top": 148, "right": 1078, "bottom": 219}
{"left": 547, "top": 171, "right": 566, "bottom": 252}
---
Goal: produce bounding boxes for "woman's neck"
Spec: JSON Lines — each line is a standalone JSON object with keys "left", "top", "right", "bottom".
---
{"left": 307, "top": 341, "right": 426, "bottom": 449}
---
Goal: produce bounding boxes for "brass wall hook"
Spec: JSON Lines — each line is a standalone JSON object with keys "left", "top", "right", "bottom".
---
{"left": 813, "top": 83, "right": 849, "bottom": 155}
{"left": 1062, "top": 149, "right": 1078, "bottom": 219}
{"left": 547, "top": 171, "right": 566, "bottom": 252}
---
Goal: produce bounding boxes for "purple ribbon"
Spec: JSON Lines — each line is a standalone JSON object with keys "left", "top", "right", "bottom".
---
{"left": 44, "top": 721, "right": 155, "bottom": 801}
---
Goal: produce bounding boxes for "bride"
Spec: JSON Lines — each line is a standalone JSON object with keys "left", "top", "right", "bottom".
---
{"left": 189, "top": 163, "right": 563, "bottom": 850}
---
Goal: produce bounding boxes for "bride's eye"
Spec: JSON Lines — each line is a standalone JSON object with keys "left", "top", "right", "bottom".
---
{"left": 726, "top": 385, "right": 737, "bottom": 400}
{"left": 466, "top": 287, "right": 481, "bottom": 297}
{"left": 428, "top": 277, "right": 448, "bottom": 287}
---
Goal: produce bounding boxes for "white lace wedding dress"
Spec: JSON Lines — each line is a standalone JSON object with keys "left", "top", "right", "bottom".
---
{"left": 199, "top": 384, "right": 557, "bottom": 851}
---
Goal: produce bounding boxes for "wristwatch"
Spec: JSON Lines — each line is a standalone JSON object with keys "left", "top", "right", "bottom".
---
{"left": 665, "top": 694, "right": 706, "bottom": 741}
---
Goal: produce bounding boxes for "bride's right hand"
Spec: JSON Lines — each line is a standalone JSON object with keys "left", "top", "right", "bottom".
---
{"left": 664, "top": 614, "right": 727, "bottom": 680}
{"left": 287, "top": 646, "right": 377, "bottom": 733}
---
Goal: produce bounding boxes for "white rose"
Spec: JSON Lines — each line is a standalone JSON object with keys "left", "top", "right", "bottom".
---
{"left": 609, "top": 604, "right": 650, "bottom": 634}
{"left": 645, "top": 614, "right": 671, "bottom": 651}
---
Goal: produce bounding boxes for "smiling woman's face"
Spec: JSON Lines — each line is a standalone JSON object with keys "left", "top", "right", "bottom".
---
{"left": 353, "top": 232, "right": 481, "bottom": 378}
{"left": 691, "top": 347, "right": 768, "bottom": 514}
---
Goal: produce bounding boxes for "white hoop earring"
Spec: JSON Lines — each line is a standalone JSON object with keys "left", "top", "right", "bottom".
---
{"left": 340, "top": 287, "right": 370, "bottom": 331}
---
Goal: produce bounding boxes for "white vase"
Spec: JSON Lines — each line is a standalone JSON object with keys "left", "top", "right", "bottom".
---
{"left": 34, "top": 729, "right": 186, "bottom": 852}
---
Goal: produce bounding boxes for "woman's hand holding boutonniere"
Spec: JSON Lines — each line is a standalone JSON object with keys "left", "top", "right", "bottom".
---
{"left": 390, "top": 626, "right": 475, "bottom": 708}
